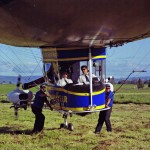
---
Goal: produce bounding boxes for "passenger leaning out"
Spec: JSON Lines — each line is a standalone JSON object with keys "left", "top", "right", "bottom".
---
{"left": 56, "top": 72, "right": 73, "bottom": 87}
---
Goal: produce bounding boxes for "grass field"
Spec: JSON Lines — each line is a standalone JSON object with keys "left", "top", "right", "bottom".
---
{"left": 0, "top": 84, "right": 149, "bottom": 150}
{"left": 114, "top": 84, "right": 150, "bottom": 104}
{"left": 1, "top": 84, "right": 150, "bottom": 104}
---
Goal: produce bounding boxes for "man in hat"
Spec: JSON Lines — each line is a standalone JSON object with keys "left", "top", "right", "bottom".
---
{"left": 31, "top": 84, "right": 53, "bottom": 134}
{"left": 56, "top": 72, "right": 73, "bottom": 87}
{"left": 105, "top": 77, "right": 114, "bottom": 92}
{"left": 95, "top": 84, "right": 114, "bottom": 134}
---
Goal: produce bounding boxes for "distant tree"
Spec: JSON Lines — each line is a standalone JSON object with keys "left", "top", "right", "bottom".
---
{"left": 118, "top": 81, "right": 121, "bottom": 84}
{"left": 131, "top": 79, "right": 137, "bottom": 84}
{"left": 2, "top": 81, "right": 6, "bottom": 84}
{"left": 9, "top": 81, "right": 12, "bottom": 84}
{"left": 143, "top": 79, "right": 148, "bottom": 84}
{"left": 118, "top": 80, "right": 126, "bottom": 84}
{"left": 148, "top": 79, "right": 150, "bottom": 87}
{"left": 126, "top": 80, "right": 131, "bottom": 84}
{"left": 111, "top": 76, "right": 115, "bottom": 84}
{"left": 137, "top": 78, "right": 144, "bottom": 89}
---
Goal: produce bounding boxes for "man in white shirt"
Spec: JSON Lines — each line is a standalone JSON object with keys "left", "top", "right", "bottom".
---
{"left": 77, "top": 65, "right": 97, "bottom": 84}
{"left": 56, "top": 72, "right": 73, "bottom": 87}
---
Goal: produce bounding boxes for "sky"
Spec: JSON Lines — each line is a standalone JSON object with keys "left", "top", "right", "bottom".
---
{"left": 0, "top": 38, "right": 150, "bottom": 80}
{"left": 106, "top": 38, "right": 150, "bottom": 79}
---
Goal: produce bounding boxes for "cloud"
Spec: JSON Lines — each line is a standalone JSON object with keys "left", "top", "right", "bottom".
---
{"left": 106, "top": 59, "right": 150, "bottom": 78}
{"left": 11, "top": 63, "right": 43, "bottom": 76}
{"left": 0, "top": 61, "right": 43, "bottom": 76}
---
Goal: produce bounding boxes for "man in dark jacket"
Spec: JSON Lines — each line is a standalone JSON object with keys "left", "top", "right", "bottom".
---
{"left": 31, "top": 84, "right": 53, "bottom": 134}
{"left": 95, "top": 84, "right": 114, "bottom": 134}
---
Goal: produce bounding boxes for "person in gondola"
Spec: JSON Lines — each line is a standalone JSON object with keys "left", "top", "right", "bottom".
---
{"left": 95, "top": 84, "right": 114, "bottom": 134}
{"left": 56, "top": 72, "right": 73, "bottom": 87}
{"left": 31, "top": 84, "right": 53, "bottom": 134}
{"left": 77, "top": 65, "right": 97, "bottom": 84}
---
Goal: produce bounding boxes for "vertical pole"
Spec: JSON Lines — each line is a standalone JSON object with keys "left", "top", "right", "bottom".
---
{"left": 89, "top": 48, "right": 93, "bottom": 106}
{"left": 89, "top": 28, "right": 102, "bottom": 108}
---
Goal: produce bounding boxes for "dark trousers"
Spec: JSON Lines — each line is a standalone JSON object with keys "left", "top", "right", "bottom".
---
{"left": 95, "top": 107, "right": 112, "bottom": 133}
{"left": 31, "top": 105, "right": 45, "bottom": 132}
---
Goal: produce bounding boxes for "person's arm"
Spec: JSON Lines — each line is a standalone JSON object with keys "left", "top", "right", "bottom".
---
{"left": 105, "top": 92, "right": 113, "bottom": 108}
{"left": 67, "top": 79, "right": 73, "bottom": 84}
{"left": 70, "top": 79, "right": 73, "bottom": 83}
{"left": 105, "top": 98, "right": 111, "bottom": 108}
{"left": 40, "top": 93, "right": 53, "bottom": 111}
{"left": 45, "top": 98, "right": 53, "bottom": 111}
{"left": 56, "top": 79, "right": 61, "bottom": 86}
{"left": 77, "top": 76, "right": 81, "bottom": 83}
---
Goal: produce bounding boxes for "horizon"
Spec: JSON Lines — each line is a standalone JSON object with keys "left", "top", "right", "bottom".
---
{"left": 0, "top": 38, "right": 150, "bottom": 78}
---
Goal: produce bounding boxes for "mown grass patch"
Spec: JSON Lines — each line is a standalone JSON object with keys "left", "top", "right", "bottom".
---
{"left": 0, "top": 103, "right": 150, "bottom": 150}
{"left": 114, "top": 84, "right": 150, "bottom": 93}
{"left": 0, "top": 84, "right": 149, "bottom": 149}
{"left": 115, "top": 93, "right": 150, "bottom": 104}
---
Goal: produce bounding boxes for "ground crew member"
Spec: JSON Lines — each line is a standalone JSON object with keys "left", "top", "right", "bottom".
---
{"left": 95, "top": 84, "right": 114, "bottom": 134}
{"left": 31, "top": 84, "right": 53, "bottom": 134}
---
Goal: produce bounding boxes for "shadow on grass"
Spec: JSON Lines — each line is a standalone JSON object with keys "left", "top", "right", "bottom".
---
{"left": 46, "top": 127, "right": 62, "bottom": 131}
{"left": 0, "top": 127, "right": 61, "bottom": 135}
{"left": 0, "top": 126, "right": 31, "bottom": 135}
{"left": 0, "top": 100, "right": 10, "bottom": 103}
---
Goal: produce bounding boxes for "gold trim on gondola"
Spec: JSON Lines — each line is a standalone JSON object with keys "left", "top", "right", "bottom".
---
{"left": 48, "top": 86, "right": 105, "bottom": 96}
{"left": 43, "top": 55, "right": 106, "bottom": 62}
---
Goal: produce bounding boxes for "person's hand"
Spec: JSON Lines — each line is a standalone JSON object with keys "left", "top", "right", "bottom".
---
{"left": 46, "top": 94, "right": 51, "bottom": 98}
{"left": 105, "top": 104, "right": 108, "bottom": 108}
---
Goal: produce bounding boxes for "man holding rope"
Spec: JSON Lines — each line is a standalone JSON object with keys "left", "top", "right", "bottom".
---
{"left": 95, "top": 84, "right": 114, "bottom": 134}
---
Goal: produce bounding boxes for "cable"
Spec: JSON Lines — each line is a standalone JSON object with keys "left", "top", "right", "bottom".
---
{"left": 0, "top": 48, "right": 41, "bottom": 82}
{"left": 105, "top": 70, "right": 147, "bottom": 103}
{"left": 114, "top": 70, "right": 146, "bottom": 94}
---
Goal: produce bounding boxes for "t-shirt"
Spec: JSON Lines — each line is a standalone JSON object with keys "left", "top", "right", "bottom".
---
{"left": 105, "top": 91, "right": 114, "bottom": 107}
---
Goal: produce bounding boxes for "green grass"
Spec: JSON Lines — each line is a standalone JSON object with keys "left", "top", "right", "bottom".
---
{"left": 114, "top": 84, "right": 150, "bottom": 93}
{"left": 114, "top": 84, "right": 150, "bottom": 104}
{"left": 0, "top": 84, "right": 38, "bottom": 95}
{"left": 0, "top": 84, "right": 38, "bottom": 103}
{"left": 0, "top": 103, "right": 149, "bottom": 150}
{"left": 1, "top": 84, "right": 150, "bottom": 105}
{"left": 0, "top": 84, "right": 150, "bottom": 149}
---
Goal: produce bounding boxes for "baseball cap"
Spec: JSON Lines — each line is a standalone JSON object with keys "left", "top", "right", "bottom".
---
{"left": 106, "top": 84, "right": 110, "bottom": 89}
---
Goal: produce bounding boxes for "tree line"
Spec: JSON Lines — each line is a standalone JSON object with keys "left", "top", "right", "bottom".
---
{"left": 117, "top": 78, "right": 150, "bottom": 88}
